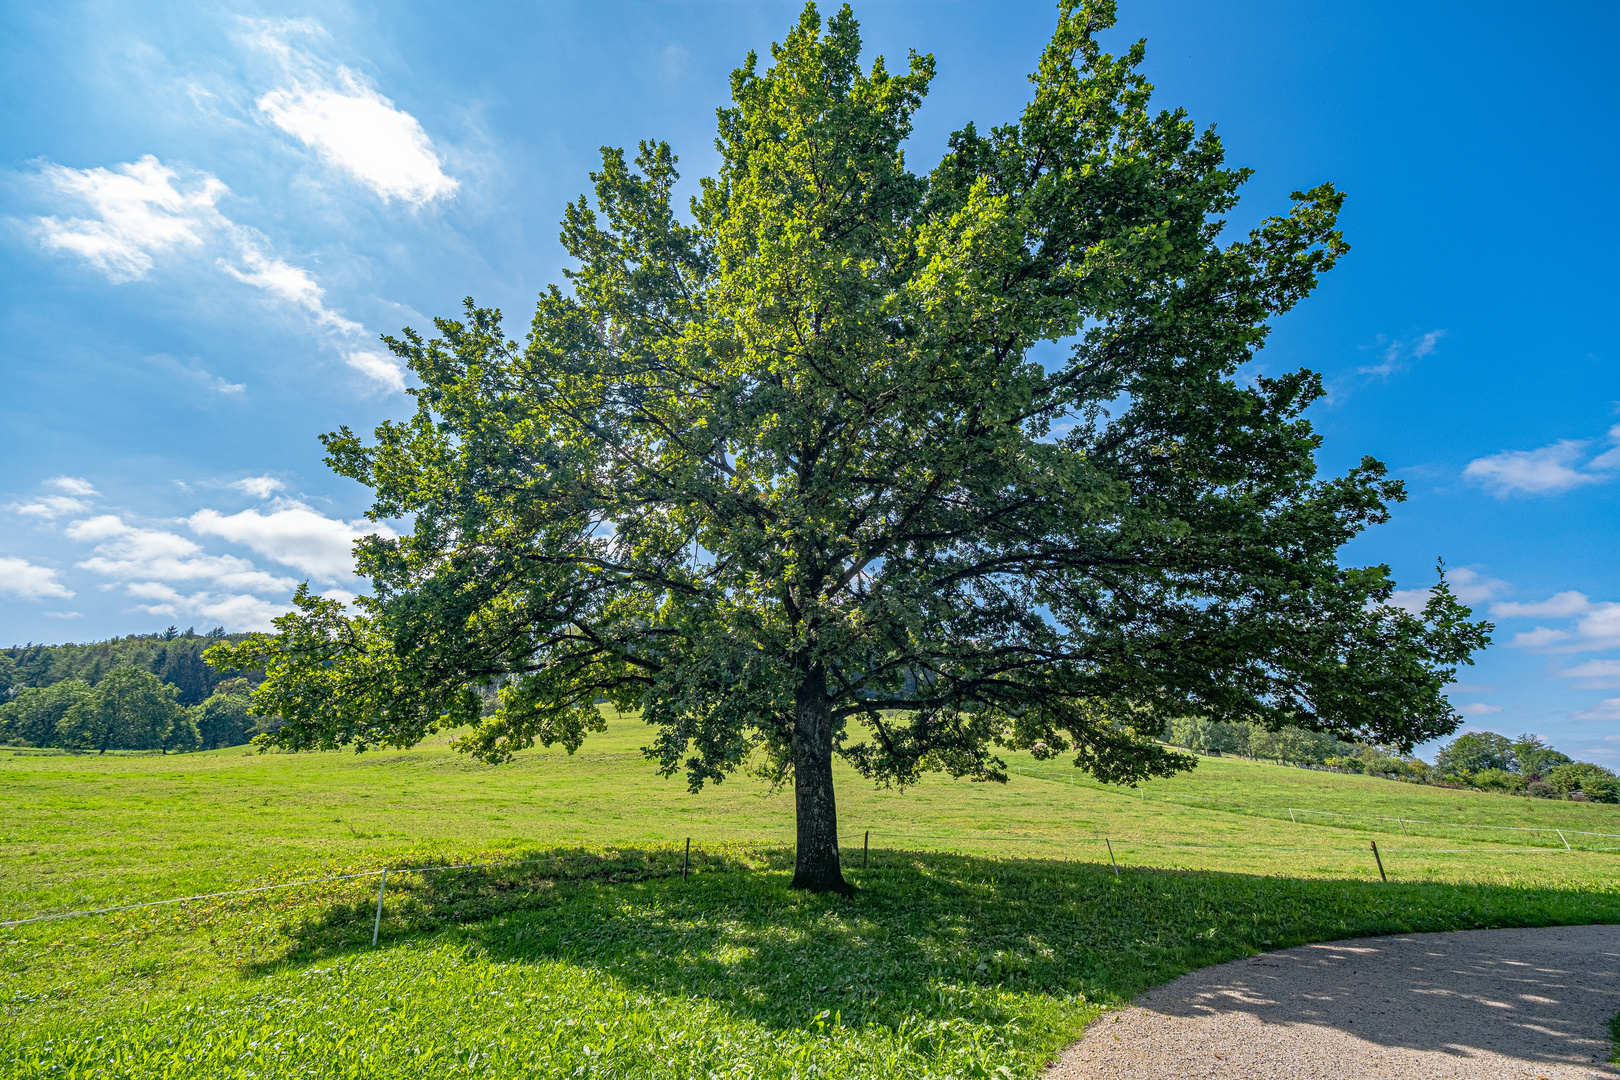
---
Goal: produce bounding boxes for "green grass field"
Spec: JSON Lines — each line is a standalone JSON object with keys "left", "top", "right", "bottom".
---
{"left": 4, "top": 711, "right": 1619, "bottom": 1077}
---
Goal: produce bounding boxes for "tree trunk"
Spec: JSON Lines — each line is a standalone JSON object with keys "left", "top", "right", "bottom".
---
{"left": 791, "top": 665, "right": 852, "bottom": 894}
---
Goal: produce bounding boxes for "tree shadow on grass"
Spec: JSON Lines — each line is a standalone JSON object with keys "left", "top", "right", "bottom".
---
{"left": 256, "top": 844, "right": 1620, "bottom": 1037}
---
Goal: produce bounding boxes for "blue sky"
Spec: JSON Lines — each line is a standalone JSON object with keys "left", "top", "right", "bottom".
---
{"left": 2, "top": 1, "right": 1616, "bottom": 763}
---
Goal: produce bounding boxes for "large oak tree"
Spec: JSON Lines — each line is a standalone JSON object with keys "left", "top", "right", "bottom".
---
{"left": 212, "top": 1, "right": 1489, "bottom": 893}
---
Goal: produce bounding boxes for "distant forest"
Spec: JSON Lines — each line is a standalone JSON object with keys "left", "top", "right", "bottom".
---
{"left": 1, "top": 626, "right": 261, "bottom": 706}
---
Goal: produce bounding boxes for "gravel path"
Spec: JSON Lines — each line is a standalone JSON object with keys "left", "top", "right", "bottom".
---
{"left": 1045, "top": 924, "right": 1620, "bottom": 1079}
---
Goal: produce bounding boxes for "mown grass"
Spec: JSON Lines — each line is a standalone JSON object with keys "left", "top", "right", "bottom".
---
{"left": 3, "top": 711, "right": 1619, "bottom": 1077}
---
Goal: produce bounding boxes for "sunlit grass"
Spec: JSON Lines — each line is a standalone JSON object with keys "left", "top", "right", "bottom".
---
{"left": 3, "top": 711, "right": 1618, "bottom": 1077}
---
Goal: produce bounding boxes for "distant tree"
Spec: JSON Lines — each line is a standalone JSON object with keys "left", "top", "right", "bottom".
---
{"left": 57, "top": 668, "right": 186, "bottom": 753}
{"left": 1248, "top": 726, "right": 1339, "bottom": 765}
{"left": 1512, "top": 734, "right": 1571, "bottom": 779}
{"left": 1547, "top": 762, "right": 1619, "bottom": 803}
{"left": 1434, "top": 731, "right": 1515, "bottom": 777}
{"left": 193, "top": 680, "right": 255, "bottom": 750}
{"left": 1471, "top": 767, "right": 1524, "bottom": 793}
{"left": 0, "top": 679, "right": 91, "bottom": 747}
{"left": 166, "top": 704, "right": 201, "bottom": 752}
{"left": 208, "top": 0, "right": 1490, "bottom": 893}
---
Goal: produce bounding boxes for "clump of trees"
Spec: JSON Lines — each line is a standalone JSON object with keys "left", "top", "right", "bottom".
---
{"left": 0, "top": 666, "right": 260, "bottom": 754}
{"left": 1433, "top": 731, "right": 1614, "bottom": 801}
{"left": 1163, "top": 717, "right": 1426, "bottom": 779}
{"left": 1163, "top": 719, "right": 1617, "bottom": 802}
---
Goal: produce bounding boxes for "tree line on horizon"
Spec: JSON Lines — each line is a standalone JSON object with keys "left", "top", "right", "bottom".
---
{"left": 1162, "top": 717, "right": 1618, "bottom": 802}
{"left": 0, "top": 628, "right": 267, "bottom": 753}
{"left": 1, "top": 626, "right": 256, "bottom": 705}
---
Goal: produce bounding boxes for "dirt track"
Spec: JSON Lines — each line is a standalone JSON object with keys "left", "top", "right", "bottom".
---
{"left": 1046, "top": 924, "right": 1620, "bottom": 1079}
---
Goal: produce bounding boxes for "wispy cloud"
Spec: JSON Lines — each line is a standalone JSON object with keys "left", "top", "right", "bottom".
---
{"left": 343, "top": 350, "right": 406, "bottom": 392}
{"left": 1358, "top": 329, "right": 1445, "bottom": 379}
{"left": 31, "top": 156, "right": 406, "bottom": 392}
{"left": 0, "top": 556, "right": 75, "bottom": 600}
{"left": 1573, "top": 698, "right": 1620, "bottom": 722}
{"left": 9, "top": 477, "right": 99, "bottom": 519}
{"left": 246, "top": 19, "right": 458, "bottom": 206}
{"left": 1464, "top": 425, "right": 1620, "bottom": 497}
{"left": 31, "top": 156, "right": 227, "bottom": 282}
{"left": 50, "top": 477, "right": 97, "bottom": 497}
{"left": 1492, "top": 591, "right": 1620, "bottom": 653}
{"left": 1558, "top": 659, "right": 1620, "bottom": 690}
{"left": 229, "top": 476, "right": 286, "bottom": 499}
{"left": 1456, "top": 702, "right": 1503, "bottom": 716}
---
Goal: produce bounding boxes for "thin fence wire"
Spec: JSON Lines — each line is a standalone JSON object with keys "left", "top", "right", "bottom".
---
{"left": 0, "top": 847, "right": 684, "bottom": 930}
{"left": 9, "top": 762, "right": 1617, "bottom": 929}
{"left": 8, "top": 819, "right": 1613, "bottom": 932}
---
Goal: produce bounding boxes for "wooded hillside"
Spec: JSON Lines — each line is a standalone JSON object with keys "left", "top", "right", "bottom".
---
{"left": 1, "top": 627, "right": 259, "bottom": 706}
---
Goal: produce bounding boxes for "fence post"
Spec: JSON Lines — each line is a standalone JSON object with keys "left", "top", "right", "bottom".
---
{"left": 1105, "top": 839, "right": 1119, "bottom": 877}
{"left": 1288, "top": 808, "right": 1296, "bottom": 824}
{"left": 863, "top": 830, "right": 869, "bottom": 869}
{"left": 1556, "top": 829, "right": 1570, "bottom": 850}
{"left": 683, "top": 838, "right": 690, "bottom": 880}
{"left": 371, "top": 869, "right": 388, "bottom": 946}
{"left": 1369, "top": 841, "right": 1387, "bottom": 883}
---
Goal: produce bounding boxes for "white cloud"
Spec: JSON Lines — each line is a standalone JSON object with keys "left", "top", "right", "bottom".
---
{"left": 124, "top": 581, "right": 289, "bottom": 632}
{"left": 1386, "top": 589, "right": 1431, "bottom": 615}
{"left": 188, "top": 499, "right": 393, "bottom": 580}
{"left": 1449, "top": 567, "right": 1510, "bottom": 605}
{"left": 245, "top": 22, "right": 457, "bottom": 206}
{"left": 61, "top": 511, "right": 316, "bottom": 632}
{"left": 1492, "top": 591, "right": 1620, "bottom": 654}
{"left": 230, "top": 476, "right": 286, "bottom": 499}
{"left": 1464, "top": 425, "right": 1620, "bottom": 497}
{"left": 1358, "top": 329, "right": 1444, "bottom": 379}
{"left": 0, "top": 557, "right": 75, "bottom": 599}
{"left": 1492, "top": 591, "right": 1592, "bottom": 619}
{"left": 1387, "top": 566, "right": 1508, "bottom": 614}
{"left": 42, "top": 611, "right": 83, "bottom": 619}
{"left": 345, "top": 350, "right": 406, "bottom": 393}
{"left": 1455, "top": 702, "right": 1503, "bottom": 716}
{"left": 67, "top": 514, "right": 298, "bottom": 593}
{"left": 258, "top": 74, "right": 458, "bottom": 206}
{"left": 1573, "top": 698, "right": 1620, "bottom": 722}
{"left": 32, "top": 156, "right": 227, "bottom": 282}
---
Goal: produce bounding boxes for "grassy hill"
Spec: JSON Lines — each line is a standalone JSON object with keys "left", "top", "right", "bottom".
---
{"left": 4, "top": 710, "right": 1618, "bottom": 1077}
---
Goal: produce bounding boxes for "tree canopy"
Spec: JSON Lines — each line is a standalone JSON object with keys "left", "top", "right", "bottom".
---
{"left": 211, "top": 0, "right": 1489, "bottom": 892}
{"left": 55, "top": 667, "right": 192, "bottom": 754}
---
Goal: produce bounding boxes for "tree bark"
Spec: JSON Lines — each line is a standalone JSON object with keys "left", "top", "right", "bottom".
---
{"left": 791, "top": 664, "right": 852, "bottom": 894}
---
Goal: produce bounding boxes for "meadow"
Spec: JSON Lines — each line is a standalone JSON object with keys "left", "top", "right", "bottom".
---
{"left": 4, "top": 711, "right": 1619, "bottom": 1077}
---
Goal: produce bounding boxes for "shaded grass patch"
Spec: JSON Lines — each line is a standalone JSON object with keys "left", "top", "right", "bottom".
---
{"left": 5, "top": 845, "right": 1620, "bottom": 1077}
